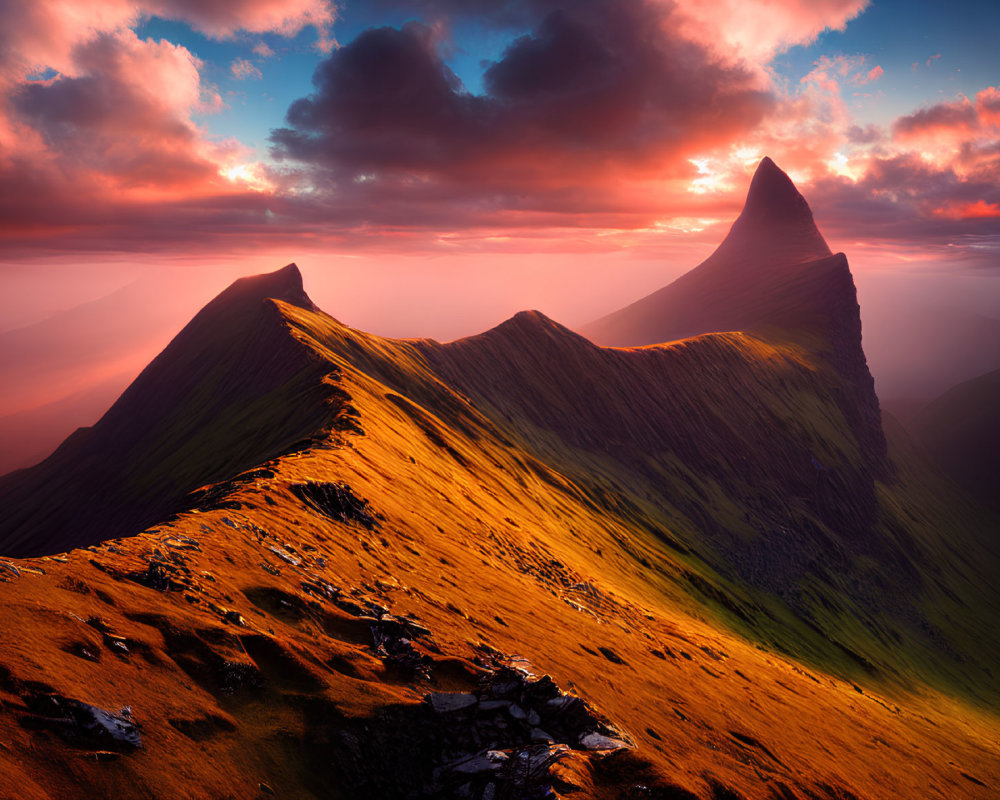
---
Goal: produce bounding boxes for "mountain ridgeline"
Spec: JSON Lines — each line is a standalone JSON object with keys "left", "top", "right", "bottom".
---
{"left": 0, "top": 160, "right": 996, "bottom": 800}
{"left": 0, "top": 265, "right": 340, "bottom": 556}
{"left": 584, "top": 157, "right": 887, "bottom": 479}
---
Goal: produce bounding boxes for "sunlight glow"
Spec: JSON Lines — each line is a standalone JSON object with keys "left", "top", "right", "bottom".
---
{"left": 220, "top": 162, "right": 274, "bottom": 193}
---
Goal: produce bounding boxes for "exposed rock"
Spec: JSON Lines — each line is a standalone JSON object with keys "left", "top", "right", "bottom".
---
{"left": 428, "top": 693, "right": 478, "bottom": 713}
{"left": 579, "top": 732, "right": 630, "bottom": 751}
{"left": 446, "top": 750, "right": 509, "bottom": 774}
{"left": 290, "top": 482, "right": 380, "bottom": 529}
{"left": 223, "top": 610, "right": 247, "bottom": 627}
{"left": 267, "top": 545, "right": 300, "bottom": 566}
{"left": 123, "top": 560, "right": 186, "bottom": 592}
{"left": 20, "top": 694, "right": 141, "bottom": 751}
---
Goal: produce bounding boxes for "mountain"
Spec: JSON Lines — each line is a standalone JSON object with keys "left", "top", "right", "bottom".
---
{"left": 583, "top": 157, "right": 886, "bottom": 478}
{"left": 865, "top": 304, "right": 1000, "bottom": 402}
{"left": 0, "top": 265, "right": 340, "bottom": 557}
{"left": 909, "top": 367, "right": 1000, "bottom": 509}
{"left": 0, "top": 371, "right": 130, "bottom": 476}
{"left": 0, "top": 171, "right": 997, "bottom": 798}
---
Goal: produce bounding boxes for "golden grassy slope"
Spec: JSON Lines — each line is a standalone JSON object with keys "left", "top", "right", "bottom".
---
{"left": 1, "top": 296, "right": 995, "bottom": 799}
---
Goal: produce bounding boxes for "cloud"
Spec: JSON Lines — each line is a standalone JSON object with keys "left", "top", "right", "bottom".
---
{"left": 11, "top": 31, "right": 222, "bottom": 187}
{"left": 932, "top": 200, "right": 1000, "bottom": 220}
{"left": 806, "top": 150, "right": 1000, "bottom": 246}
{"left": 846, "top": 123, "right": 883, "bottom": 144}
{"left": 1, "top": 0, "right": 996, "bottom": 266}
{"left": 231, "top": 57, "right": 263, "bottom": 80}
{"left": 886, "top": 89, "right": 1000, "bottom": 185}
{"left": 893, "top": 99, "right": 979, "bottom": 141}
{"left": 675, "top": 0, "right": 869, "bottom": 62}
{"left": 0, "top": 0, "right": 334, "bottom": 78}
{"left": 369, "top": 0, "right": 871, "bottom": 63}
{"left": 270, "top": 2, "right": 774, "bottom": 224}
{"left": 851, "top": 64, "right": 882, "bottom": 85}
{"left": 975, "top": 86, "right": 1000, "bottom": 127}
{"left": 145, "top": 0, "right": 335, "bottom": 40}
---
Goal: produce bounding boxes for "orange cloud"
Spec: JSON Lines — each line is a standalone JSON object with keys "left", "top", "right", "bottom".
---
{"left": 933, "top": 200, "right": 1000, "bottom": 220}
{"left": 893, "top": 98, "right": 979, "bottom": 142}
{"left": 976, "top": 86, "right": 1000, "bottom": 127}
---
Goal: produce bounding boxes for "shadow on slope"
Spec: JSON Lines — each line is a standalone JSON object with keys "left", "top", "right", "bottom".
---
{"left": 0, "top": 265, "right": 347, "bottom": 557}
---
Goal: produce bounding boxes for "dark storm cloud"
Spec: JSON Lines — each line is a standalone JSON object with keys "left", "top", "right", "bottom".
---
{"left": 269, "top": 0, "right": 774, "bottom": 207}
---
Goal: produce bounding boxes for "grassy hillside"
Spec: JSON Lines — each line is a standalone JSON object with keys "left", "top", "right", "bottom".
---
{"left": 0, "top": 294, "right": 997, "bottom": 799}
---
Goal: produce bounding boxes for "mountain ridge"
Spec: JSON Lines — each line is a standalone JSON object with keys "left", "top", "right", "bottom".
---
{"left": 0, "top": 169, "right": 996, "bottom": 799}
{"left": 0, "top": 263, "right": 339, "bottom": 557}
{"left": 583, "top": 158, "right": 886, "bottom": 476}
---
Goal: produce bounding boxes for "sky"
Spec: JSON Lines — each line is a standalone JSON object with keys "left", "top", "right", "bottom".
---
{"left": 1, "top": 0, "right": 999, "bottom": 469}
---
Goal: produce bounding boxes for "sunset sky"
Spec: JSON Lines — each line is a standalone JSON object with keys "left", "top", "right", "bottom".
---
{"left": 1, "top": 0, "right": 999, "bottom": 463}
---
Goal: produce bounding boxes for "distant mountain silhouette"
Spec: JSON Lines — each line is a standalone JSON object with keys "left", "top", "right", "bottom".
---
{"left": 866, "top": 305, "right": 1000, "bottom": 402}
{"left": 0, "top": 371, "right": 129, "bottom": 476}
{"left": 910, "top": 367, "right": 1000, "bottom": 509}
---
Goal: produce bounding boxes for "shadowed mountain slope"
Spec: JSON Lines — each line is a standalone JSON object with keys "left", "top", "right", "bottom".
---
{"left": 583, "top": 158, "right": 886, "bottom": 477}
{"left": 0, "top": 264, "right": 344, "bottom": 557}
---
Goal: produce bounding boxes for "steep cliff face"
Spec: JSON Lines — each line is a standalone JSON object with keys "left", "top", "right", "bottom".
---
{"left": 584, "top": 158, "right": 887, "bottom": 477}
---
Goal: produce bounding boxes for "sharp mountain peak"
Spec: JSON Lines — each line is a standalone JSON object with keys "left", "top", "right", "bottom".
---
{"left": 739, "top": 156, "right": 816, "bottom": 226}
{"left": 582, "top": 156, "right": 887, "bottom": 475}
{"left": 712, "top": 156, "right": 832, "bottom": 269}
{"left": 217, "top": 262, "right": 315, "bottom": 313}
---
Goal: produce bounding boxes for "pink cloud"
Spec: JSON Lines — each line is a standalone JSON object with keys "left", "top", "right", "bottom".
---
{"left": 145, "top": 0, "right": 335, "bottom": 40}
{"left": 933, "top": 200, "right": 1000, "bottom": 220}
{"left": 852, "top": 64, "right": 883, "bottom": 85}
{"left": 893, "top": 98, "right": 979, "bottom": 141}
{"left": 976, "top": 86, "right": 1000, "bottom": 127}
{"left": 0, "top": 0, "right": 340, "bottom": 253}
{"left": 0, "top": 1, "right": 333, "bottom": 78}
{"left": 10, "top": 30, "right": 225, "bottom": 189}
{"left": 675, "top": 0, "right": 870, "bottom": 62}
{"left": 231, "top": 57, "right": 263, "bottom": 80}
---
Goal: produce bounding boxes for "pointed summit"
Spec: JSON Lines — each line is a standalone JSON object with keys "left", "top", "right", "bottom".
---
{"left": 739, "top": 157, "right": 815, "bottom": 225}
{"left": 0, "top": 264, "right": 335, "bottom": 556}
{"left": 211, "top": 262, "right": 315, "bottom": 314}
{"left": 712, "top": 158, "right": 831, "bottom": 268}
{"left": 584, "top": 157, "right": 837, "bottom": 348}
{"left": 582, "top": 157, "right": 887, "bottom": 474}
